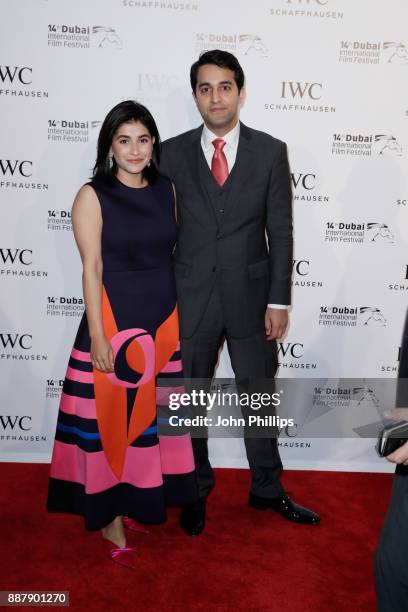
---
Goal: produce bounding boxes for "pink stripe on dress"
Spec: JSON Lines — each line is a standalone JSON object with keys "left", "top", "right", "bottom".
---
{"left": 122, "top": 445, "right": 163, "bottom": 488}
{"left": 160, "top": 359, "right": 182, "bottom": 373}
{"left": 156, "top": 385, "right": 185, "bottom": 404}
{"left": 159, "top": 435, "right": 195, "bottom": 475}
{"left": 50, "top": 441, "right": 163, "bottom": 493}
{"left": 59, "top": 392, "right": 97, "bottom": 419}
{"left": 66, "top": 367, "right": 94, "bottom": 384}
{"left": 71, "top": 348, "right": 92, "bottom": 362}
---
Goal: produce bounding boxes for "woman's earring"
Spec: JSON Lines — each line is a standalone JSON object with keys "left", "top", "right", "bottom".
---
{"left": 109, "top": 153, "right": 114, "bottom": 168}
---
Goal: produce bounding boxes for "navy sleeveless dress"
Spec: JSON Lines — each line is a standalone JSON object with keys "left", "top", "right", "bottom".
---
{"left": 47, "top": 174, "right": 197, "bottom": 530}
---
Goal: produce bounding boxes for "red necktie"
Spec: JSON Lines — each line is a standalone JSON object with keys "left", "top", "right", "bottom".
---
{"left": 211, "top": 138, "right": 229, "bottom": 187}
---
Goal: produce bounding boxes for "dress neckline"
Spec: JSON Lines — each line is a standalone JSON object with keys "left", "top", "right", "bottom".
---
{"left": 114, "top": 175, "right": 151, "bottom": 190}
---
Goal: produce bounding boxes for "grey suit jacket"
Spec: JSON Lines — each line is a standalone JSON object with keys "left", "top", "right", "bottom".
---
{"left": 160, "top": 121, "right": 293, "bottom": 338}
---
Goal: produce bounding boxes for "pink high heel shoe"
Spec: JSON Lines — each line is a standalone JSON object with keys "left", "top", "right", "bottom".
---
{"left": 123, "top": 516, "right": 150, "bottom": 534}
{"left": 104, "top": 538, "right": 137, "bottom": 569}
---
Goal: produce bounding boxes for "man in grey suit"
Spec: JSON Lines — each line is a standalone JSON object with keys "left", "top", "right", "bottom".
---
{"left": 160, "top": 50, "right": 320, "bottom": 535}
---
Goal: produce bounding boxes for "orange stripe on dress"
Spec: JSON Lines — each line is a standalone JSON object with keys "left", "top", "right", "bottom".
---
{"left": 127, "top": 305, "right": 179, "bottom": 446}
{"left": 94, "top": 290, "right": 181, "bottom": 480}
{"left": 93, "top": 286, "right": 127, "bottom": 481}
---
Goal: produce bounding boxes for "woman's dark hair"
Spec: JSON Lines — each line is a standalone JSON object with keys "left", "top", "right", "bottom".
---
{"left": 190, "top": 49, "right": 245, "bottom": 93}
{"left": 93, "top": 100, "right": 161, "bottom": 183}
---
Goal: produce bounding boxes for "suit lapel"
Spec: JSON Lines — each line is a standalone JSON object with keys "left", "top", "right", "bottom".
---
{"left": 220, "top": 122, "right": 255, "bottom": 220}
{"left": 184, "top": 126, "right": 218, "bottom": 225}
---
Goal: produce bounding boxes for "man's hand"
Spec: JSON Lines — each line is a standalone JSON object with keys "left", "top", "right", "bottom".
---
{"left": 387, "top": 441, "right": 408, "bottom": 465}
{"left": 384, "top": 408, "right": 408, "bottom": 464}
{"left": 265, "top": 308, "right": 288, "bottom": 341}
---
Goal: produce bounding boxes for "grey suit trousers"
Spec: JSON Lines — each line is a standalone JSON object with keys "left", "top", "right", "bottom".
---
{"left": 180, "top": 279, "right": 284, "bottom": 500}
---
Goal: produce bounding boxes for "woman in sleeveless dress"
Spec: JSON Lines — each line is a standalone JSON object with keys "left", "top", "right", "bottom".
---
{"left": 47, "top": 100, "right": 197, "bottom": 568}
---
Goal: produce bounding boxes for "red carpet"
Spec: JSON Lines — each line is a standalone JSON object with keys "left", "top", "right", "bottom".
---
{"left": 0, "top": 465, "right": 392, "bottom": 611}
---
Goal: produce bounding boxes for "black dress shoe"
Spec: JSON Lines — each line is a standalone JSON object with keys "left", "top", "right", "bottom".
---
{"left": 249, "top": 492, "right": 320, "bottom": 525}
{"left": 179, "top": 499, "right": 206, "bottom": 536}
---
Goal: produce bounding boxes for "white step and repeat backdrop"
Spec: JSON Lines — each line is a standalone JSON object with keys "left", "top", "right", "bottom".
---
{"left": 1, "top": 0, "right": 407, "bottom": 472}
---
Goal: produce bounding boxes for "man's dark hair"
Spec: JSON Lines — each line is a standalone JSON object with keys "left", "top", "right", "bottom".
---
{"left": 190, "top": 49, "right": 245, "bottom": 93}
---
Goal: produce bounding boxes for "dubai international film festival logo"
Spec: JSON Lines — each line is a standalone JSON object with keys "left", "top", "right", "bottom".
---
{"left": 238, "top": 35, "right": 269, "bottom": 57}
{"left": 0, "top": 248, "right": 48, "bottom": 279}
{"left": 47, "top": 119, "right": 92, "bottom": 144}
{"left": 338, "top": 40, "right": 408, "bottom": 66}
{"left": 46, "top": 378, "right": 64, "bottom": 400}
{"left": 318, "top": 306, "right": 387, "bottom": 328}
{"left": 0, "top": 65, "right": 48, "bottom": 99}
{"left": 292, "top": 259, "right": 324, "bottom": 289}
{"left": 366, "top": 223, "right": 395, "bottom": 244}
{"left": 313, "top": 384, "right": 351, "bottom": 409}
{"left": 92, "top": 26, "right": 123, "bottom": 49}
{"left": 47, "top": 24, "right": 123, "bottom": 50}
{"left": 331, "top": 133, "right": 403, "bottom": 157}
{"left": 265, "top": 80, "right": 336, "bottom": 114}
{"left": 324, "top": 221, "right": 396, "bottom": 245}
{"left": 359, "top": 307, "right": 387, "bottom": 327}
{"left": 47, "top": 210, "right": 72, "bottom": 232}
{"left": 291, "top": 172, "right": 330, "bottom": 204}
{"left": 270, "top": 0, "right": 344, "bottom": 20}
{"left": 0, "top": 159, "right": 48, "bottom": 191}
{"left": 383, "top": 42, "right": 408, "bottom": 64}
{"left": 195, "top": 33, "right": 269, "bottom": 58}
{"left": 46, "top": 296, "right": 84, "bottom": 318}
{"left": 373, "top": 135, "right": 403, "bottom": 157}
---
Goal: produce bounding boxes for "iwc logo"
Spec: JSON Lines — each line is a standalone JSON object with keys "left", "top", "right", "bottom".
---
{"left": 0, "top": 65, "right": 48, "bottom": 98}
{"left": 277, "top": 341, "right": 317, "bottom": 370}
{"left": 265, "top": 80, "right": 335, "bottom": 113}
{"left": 388, "top": 265, "right": 408, "bottom": 293}
{"left": 0, "top": 248, "right": 48, "bottom": 278}
{"left": 270, "top": 0, "right": 343, "bottom": 20}
{"left": 0, "top": 159, "right": 48, "bottom": 191}
{"left": 292, "top": 259, "right": 324, "bottom": 289}
{"left": 291, "top": 172, "right": 330, "bottom": 204}
{"left": 0, "top": 333, "right": 48, "bottom": 361}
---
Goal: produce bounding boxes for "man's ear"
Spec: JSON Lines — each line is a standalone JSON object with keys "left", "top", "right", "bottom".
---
{"left": 239, "top": 86, "right": 246, "bottom": 106}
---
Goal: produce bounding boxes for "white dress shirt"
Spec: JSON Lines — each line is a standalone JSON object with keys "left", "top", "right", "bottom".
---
{"left": 200, "top": 121, "right": 288, "bottom": 310}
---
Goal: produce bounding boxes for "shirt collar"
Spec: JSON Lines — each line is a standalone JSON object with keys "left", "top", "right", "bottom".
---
{"left": 201, "top": 121, "right": 240, "bottom": 151}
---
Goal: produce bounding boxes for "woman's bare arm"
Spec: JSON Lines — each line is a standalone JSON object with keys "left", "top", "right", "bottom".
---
{"left": 72, "top": 185, "right": 114, "bottom": 372}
